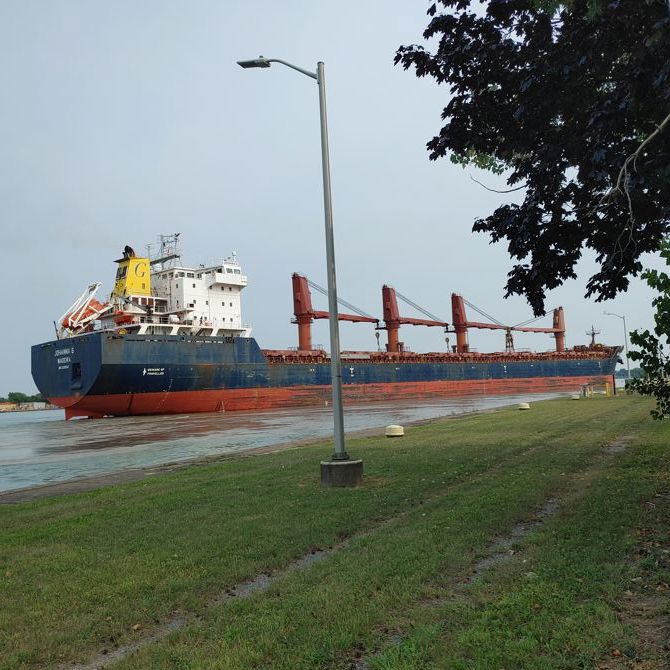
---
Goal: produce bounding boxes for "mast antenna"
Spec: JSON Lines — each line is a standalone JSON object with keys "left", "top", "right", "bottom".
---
{"left": 586, "top": 325, "right": 601, "bottom": 347}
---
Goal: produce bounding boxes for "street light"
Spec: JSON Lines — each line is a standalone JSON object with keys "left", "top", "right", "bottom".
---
{"left": 604, "top": 311, "right": 631, "bottom": 380}
{"left": 237, "top": 56, "right": 362, "bottom": 486}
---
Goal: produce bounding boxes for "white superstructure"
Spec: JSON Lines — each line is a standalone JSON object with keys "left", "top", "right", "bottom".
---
{"left": 57, "top": 235, "right": 252, "bottom": 340}
{"left": 149, "top": 255, "right": 251, "bottom": 337}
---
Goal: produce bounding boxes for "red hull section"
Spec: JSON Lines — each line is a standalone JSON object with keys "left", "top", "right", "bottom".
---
{"left": 51, "top": 375, "right": 613, "bottom": 419}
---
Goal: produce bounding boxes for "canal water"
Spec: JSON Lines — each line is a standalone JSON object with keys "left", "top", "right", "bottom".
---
{"left": 0, "top": 392, "right": 567, "bottom": 493}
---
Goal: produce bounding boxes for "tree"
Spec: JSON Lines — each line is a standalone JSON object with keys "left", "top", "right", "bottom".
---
{"left": 396, "top": 0, "right": 670, "bottom": 315}
{"left": 7, "top": 392, "right": 30, "bottom": 405}
{"left": 5, "top": 392, "right": 44, "bottom": 405}
{"left": 627, "top": 239, "right": 670, "bottom": 417}
{"left": 614, "top": 367, "right": 643, "bottom": 379}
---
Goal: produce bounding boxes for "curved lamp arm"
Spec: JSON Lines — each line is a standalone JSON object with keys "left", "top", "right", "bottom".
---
{"left": 237, "top": 56, "right": 317, "bottom": 81}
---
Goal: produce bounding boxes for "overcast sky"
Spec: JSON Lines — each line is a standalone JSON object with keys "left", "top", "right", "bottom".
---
{"left": 0, "top": 0, "right": 660, "bottom": 394}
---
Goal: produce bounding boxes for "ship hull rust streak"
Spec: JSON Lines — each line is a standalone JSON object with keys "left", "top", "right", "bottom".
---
{"left": 52, "top": 375, "right": 611, "bottom": 419}
{"left": 32, "top": 333, "right": 620, "bottom": 419}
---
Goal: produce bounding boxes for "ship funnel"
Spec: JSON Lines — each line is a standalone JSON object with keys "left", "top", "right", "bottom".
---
{"left": 112, "top": 247, "right": 151, "bottom": 298}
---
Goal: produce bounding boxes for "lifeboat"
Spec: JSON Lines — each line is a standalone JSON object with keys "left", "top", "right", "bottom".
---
{"left": 62, "top": 298, "right": 108, "bottom": 331}
{"left": 114, "top": 313, "right": 136, "bottom": 325}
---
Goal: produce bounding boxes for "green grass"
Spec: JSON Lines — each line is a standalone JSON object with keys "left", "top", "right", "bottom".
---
{"left": 365, "top": 420, "right": 670, "bottom": 670}
{"left": 0, "top": 396, "right": 667, "bottom": 669}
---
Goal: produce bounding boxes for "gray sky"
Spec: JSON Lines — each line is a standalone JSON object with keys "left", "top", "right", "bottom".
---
{"left": 0, "top": 0, "right": 660, "bottom": 394}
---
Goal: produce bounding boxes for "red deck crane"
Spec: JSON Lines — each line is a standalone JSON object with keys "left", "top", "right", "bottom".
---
{"left": 451, "top": 294, "right": 566, "bottom": 354}
{"left": 378, "top": 286, "right": 449, "bottom": 353}
{"left": 291, "top": 274, "right": 379, "bottom": 351}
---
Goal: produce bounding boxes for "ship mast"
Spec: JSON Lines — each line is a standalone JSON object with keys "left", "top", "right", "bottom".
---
{"left": 587, "top": 325, "right": 601, "bottom": 348}
{"left": 150, "top": 233, "right": 182, "bottom": 271}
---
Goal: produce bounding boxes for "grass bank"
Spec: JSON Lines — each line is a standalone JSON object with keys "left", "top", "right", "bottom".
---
{"left": 1, "top": 396, "right": 668, "bottom": 668}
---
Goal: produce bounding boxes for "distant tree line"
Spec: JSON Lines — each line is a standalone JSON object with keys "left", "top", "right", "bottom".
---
{"left": 615, "top": 368, "right": 644, "bottom": 379}
{"left": 0, "top": 392, "right": 44, "bottom": 404}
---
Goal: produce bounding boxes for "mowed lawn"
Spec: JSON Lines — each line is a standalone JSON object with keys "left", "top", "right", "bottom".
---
{"left": 1, "top": 396, "right": 669, "bottom": 669}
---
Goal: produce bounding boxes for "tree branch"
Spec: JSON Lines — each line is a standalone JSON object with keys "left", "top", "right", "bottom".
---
{"left": 601, "top": 109, "right": 670, "bottom": 206}
{"left": 469, "top": 174, "right": 527, "bottom": 193}
{"left": 596, "top": 110, "right": 670, "bottom": 264}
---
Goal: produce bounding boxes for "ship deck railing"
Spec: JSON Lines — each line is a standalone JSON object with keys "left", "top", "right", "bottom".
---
{"left": 261, "top": 347, "right": 619, "bottom": 365}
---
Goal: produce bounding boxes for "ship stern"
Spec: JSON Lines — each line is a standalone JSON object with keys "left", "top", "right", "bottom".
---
{"left": 31, "top": 333, "right": 104, "bottom": 418}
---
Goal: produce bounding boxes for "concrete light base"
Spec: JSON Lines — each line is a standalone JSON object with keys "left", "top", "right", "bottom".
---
{"left": 320, "top": 459, "right": 363, "bottom": 487}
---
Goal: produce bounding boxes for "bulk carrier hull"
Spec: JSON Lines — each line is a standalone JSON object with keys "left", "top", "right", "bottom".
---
{"left": 32, "top": 333, "right": 620, "bottom": 419}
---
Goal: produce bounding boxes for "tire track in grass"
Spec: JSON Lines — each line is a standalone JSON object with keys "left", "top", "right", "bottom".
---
{"left": 54, "top": 402, "right": 641, "bottom": 670}
{"left": 345, "top": 435, "right": 633, "bottom": 670}
{"left": 109, "top": 434, "right": 632, "bottom": 668}
{"left": 65, "top": 433, "right": 563, "bottom": 670}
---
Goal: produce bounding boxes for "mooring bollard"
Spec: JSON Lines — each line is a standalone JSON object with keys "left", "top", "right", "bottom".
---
{"left": 385, "top": 425, "right": 404, "bottom": 438}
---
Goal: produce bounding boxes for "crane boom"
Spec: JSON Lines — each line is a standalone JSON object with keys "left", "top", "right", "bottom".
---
{"left": 451, "top": 294, "right": 565, "bottom": 353}
{"left": 379, "top": 286, "right": 448, "bottom": 353}
{"left": 292, "top": 274, "right": 378, "bottom": 351}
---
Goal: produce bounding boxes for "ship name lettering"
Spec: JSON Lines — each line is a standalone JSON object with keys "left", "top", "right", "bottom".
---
{"left": 54, "top": 348, "right": 72, "bottom": 356}
{"left": 57, "top": 357, "right": 71, "bottom": 364}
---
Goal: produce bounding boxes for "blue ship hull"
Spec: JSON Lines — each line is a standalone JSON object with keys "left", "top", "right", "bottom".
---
{"left": 31, "top": 333, "right": 620, "bottom": 418}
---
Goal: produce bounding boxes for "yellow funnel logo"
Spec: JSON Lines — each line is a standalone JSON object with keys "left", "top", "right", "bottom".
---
{"left": 112, "top": 253, "right": 151, "bottom": 298}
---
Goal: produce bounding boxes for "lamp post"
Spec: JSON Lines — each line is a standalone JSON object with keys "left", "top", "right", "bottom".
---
{"left": 604, "top": 311, "right": 631, "bottom": 380}
{"left": 237, "top": 56, "right": 362, "bottom": 486}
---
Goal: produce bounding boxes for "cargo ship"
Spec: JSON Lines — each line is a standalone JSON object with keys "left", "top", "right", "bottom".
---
{"left": 31, "top": 236, "right": 620, "bottom": 419}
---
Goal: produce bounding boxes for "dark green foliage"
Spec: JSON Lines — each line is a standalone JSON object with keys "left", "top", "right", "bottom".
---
{"left": 628, "top": 239, "right": 670, "bottom": 418}
{"left": 396, "top": 0, "right": 670, "bottom": 314}
{"left": 1, "top": 392, "right": 43, "bottom": 404}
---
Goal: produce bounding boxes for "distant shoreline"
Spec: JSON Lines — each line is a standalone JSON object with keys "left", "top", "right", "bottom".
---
{"left": 0, "top": 405, "right": 59, "bottom": 414}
